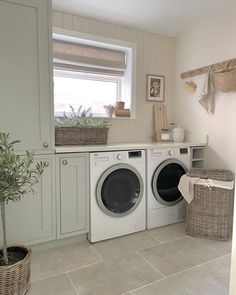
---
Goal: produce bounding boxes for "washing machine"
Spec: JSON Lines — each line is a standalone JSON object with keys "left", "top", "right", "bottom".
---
{"left": 88, "top": 150, "right": 146, "bottom": 243}
{"left": 147, "top": 147, "right": 191, "bottom": 229}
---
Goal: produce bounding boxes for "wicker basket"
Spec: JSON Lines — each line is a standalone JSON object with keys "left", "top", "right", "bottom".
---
{"left": 0, "top": 246, "right": 32, "bottom": 295}
{"left": 186, "top": 169, "right": 234, "bottom": 240}
{"left": 214, "top": 64, "right": 236, "bottom": 92}
{"left": 55, "top": 127, "right": 109, "bottom": 145}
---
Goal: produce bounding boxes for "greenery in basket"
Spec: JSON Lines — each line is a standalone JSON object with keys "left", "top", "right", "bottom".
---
{"left": 0, "top": 132, "right": 45, "bottom": 265}
{"left": 55, "top": 106, "right": 109, "bottom": 128}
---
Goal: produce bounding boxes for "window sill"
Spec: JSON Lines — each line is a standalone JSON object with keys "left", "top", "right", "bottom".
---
{"left": 105, "top": 116, "right": 138, "bottom": 120}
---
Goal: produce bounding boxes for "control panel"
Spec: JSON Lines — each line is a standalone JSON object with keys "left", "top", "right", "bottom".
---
{"left": 128, "top": 151, "right": 142, "bottom": 158}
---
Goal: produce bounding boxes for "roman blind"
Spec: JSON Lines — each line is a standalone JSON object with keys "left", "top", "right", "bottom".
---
{"left": 53, "top": 39, "right": 127, "bottom": 76}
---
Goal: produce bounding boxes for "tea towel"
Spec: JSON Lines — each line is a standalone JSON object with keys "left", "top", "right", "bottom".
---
{"left": 199, "top": 68, "right": 215, "bottom": 114}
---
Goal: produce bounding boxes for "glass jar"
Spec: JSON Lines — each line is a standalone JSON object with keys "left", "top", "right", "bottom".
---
{"left": 161, "top": 129, "right": 171, "bottom": 142}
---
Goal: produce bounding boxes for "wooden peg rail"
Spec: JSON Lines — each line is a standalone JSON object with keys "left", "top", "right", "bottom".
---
{"left": 180, "top": 57, "right": 236, "bottom": 79}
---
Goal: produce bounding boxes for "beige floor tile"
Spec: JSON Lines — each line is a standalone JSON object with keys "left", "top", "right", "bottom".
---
{"left": 31, "top": 240, "right": 101, "bottom": 281}
{"left": 147, "top": 222, "right": 186, "bottom": 243}
{"left": 139, "top": 237, "right": 219, "bottom": 276}
{"left": 131, "top": 256, "right": 230, "bottom": 295}
{"left": 217, "top": 254, "right": 231, "bottom": 269}
{"left": 68, "top": 252, "right": 164, "bottom": 295}
{"left": 92, "top": 231, "right": 160, "bottom": 259}
{"left": 190, "top": 236, "right": 232, "bottom": 255}
{"left": 29, "top": 274, "right": 77, "bottom": 295}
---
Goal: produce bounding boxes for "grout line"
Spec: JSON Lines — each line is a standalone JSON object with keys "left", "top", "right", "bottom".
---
{"left": 135, "top": 251, "right": 166, "bottom": 278}
{"left": 31, "top": 259, "right": 103, "bottom": 284}
{"left": 145, "top": 229, "right": 189, "bottom": 244}
{"left": 89, "top": 244, "right": 104, "bottom": 261}
{"left": 125, "top": 253, "right": 230, "bottom": 294}
{"left": 66, "top": 260, "right": 103, "bottom": 273}
{"left": 145, "top": 231, "right": 164, "bottom": 243}
{"left": 164, "top": 253, "right": 230, "bottom": 278}
{"left": 187, "top": 235, "right": 231, "bottom": 256}
{"left": 128, "top": 278, "right": 164, "bottom": 294}
{"left": 31, "top": 273, "right": 67, "bottom": 284}
{"left": 66, "top": 273, "right": 80, "bottom": 295}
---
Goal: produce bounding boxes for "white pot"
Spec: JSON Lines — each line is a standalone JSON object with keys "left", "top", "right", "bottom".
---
{"left": 172, "top": 126, "right": 184, "bottom": 142}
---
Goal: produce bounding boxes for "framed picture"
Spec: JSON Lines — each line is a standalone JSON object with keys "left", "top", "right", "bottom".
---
{"left": 146, "top": 74, "right": 165, "bottom": 101}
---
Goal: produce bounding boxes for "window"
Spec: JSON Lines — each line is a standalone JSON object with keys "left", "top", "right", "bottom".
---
{"left": 53, "top": 31, "right": 136, "bottom": 118}
{"left": 54, "top": 71, "right": 121, "bottom": 117}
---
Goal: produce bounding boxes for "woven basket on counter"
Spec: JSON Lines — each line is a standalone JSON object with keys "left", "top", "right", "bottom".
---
{"left": 55, "top": 127, "right": 109, "bottom": 145}
{"left": 214, "top": 63, "right": 236, "bottom": 92}
{"left": 185, "top": 169, "right": 234, "bottom": 241}
{"left": 0, "top": 246, "right": 32, "bottom": 295}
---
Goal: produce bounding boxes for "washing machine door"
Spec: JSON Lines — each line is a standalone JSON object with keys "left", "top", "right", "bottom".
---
{"left": 152, "top": 159, "right": 187, "bottom": 206}
{"left": 96, "top": 164, "right": 144, "bottom": 217}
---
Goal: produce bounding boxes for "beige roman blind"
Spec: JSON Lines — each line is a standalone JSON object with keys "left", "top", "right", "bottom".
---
{"left": 53, "top": 39, "right": 126, "bottom": 76}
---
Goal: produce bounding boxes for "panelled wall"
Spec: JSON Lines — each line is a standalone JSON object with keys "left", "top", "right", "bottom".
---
{"left": 53, "top": 11, "right": 175, "bottom": 143}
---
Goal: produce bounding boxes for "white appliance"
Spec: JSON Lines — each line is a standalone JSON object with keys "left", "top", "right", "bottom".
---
{"left": 88, "top": 150, "right": 146, "bottom": 242}
{"left": 147, "top": 147, "right": 191, "bottom": 229}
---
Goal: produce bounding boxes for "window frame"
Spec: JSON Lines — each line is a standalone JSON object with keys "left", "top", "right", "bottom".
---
{"left": 52, "top": 28, "right": 137, "bottom": 119}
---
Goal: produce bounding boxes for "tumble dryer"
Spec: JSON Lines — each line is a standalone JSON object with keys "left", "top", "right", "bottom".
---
{"left": 88, "top": 150, "right": 146, "bottom": 243}
{"left": 147, "top": 147, "right": 191, "bottom": 229}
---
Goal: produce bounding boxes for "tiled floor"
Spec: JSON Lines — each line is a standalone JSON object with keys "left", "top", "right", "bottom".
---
{"left": 29, "top": 222, "right": 232, "bottom": 295}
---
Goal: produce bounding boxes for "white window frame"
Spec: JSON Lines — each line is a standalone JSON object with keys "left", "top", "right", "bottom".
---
{"left": 53, "top": 28, "right": 137, "bottom": 119}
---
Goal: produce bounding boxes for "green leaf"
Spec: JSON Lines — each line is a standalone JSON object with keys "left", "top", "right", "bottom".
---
{"left": 54, "top": 105, "right": 109, "bottom": 128}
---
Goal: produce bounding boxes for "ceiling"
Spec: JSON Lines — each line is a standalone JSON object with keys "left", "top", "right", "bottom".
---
{"left": 52, "top": 0, "right": 230, "bottom": 37}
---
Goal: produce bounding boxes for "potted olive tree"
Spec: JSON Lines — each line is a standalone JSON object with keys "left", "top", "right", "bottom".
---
{"left": 0, "top": 132, "right": 44, "bottom": 295}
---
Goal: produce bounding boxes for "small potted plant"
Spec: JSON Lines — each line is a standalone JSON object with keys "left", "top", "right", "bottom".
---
{"left": 55, "top": 106, "right": 110, "bottom": 145}
{"left": 0, "top": 132, "right": 44, "bottom": 295}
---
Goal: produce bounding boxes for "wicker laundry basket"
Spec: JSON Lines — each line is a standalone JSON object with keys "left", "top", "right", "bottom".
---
{"left": 185, "top": 169, "right": 234, "bottom": 240}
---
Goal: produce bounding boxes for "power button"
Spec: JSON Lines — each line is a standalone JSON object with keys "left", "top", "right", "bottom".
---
{"left": 117, "top": 154, "right": 123, "bottom": 160}
{"left": 169, "top": 150, "right": 174, "bottom": 156}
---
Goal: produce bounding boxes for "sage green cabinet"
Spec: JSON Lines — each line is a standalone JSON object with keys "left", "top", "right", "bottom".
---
{"left": 56, "top": 153, "right": 89, "bottom": 239}
{"left": 0, "top": 155, "right": 56, "bottom": 245}
{"left": 0, "top": 0, "right": 53, "bottom": 152}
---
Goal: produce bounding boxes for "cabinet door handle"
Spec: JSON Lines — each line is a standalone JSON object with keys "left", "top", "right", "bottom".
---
{"left": 43, "top": 142, "right": 49, "bottom": 148}
{"left": 44, "top": 161, "right": 50, "bottom": 167}
{"left": 62, "top": 160, "right": 68, "bottom": 165}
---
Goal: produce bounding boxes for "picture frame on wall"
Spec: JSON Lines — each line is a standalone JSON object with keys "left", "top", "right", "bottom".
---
{"left": 146, "top": 74, "right": 165, "bottom": 101}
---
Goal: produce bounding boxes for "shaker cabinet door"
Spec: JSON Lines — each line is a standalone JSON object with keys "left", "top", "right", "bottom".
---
{"left": 57, "top": 153, "right": 89, "bottom": 238}
{"left": 0, "top": 0, "right": 53, "bottom": 152}
{"left": 0, "top": 155, "right": 56, "bottom": 245}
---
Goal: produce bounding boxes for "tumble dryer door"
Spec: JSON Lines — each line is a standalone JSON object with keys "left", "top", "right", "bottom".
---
{"left": 152, "top": 159, "right": 187, "bottom": 206}
{"left": 96, "top": 164, "right": 144, "bottom": 217}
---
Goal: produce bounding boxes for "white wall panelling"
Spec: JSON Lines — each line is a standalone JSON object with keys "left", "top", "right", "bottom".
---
{"left": 53, "top": 10, "right": 175, "bottom": 143}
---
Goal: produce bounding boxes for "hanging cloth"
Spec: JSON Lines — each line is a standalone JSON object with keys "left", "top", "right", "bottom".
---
{"left": 199, "top": 68, "right": 215, "bottom": 114}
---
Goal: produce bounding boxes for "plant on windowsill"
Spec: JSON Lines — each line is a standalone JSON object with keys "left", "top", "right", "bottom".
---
{"left": 0, "top": 132, "right": 45, "bottom": 295}
{"left": 55, "top": 106, "right": 110, "bottom": 145}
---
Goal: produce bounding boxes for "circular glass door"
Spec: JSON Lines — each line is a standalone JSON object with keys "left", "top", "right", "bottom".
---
{"left": 96, "top": 164, "right": 144, "bottom": 217}
{"left": 152, "top": 159, "right": 187, "bottom": 206}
